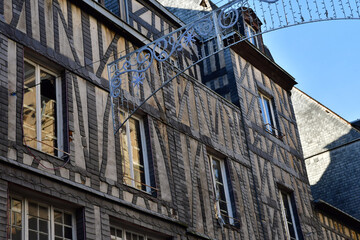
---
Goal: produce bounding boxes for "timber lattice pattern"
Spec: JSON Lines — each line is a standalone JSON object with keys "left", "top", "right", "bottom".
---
{"left": 108, "top": 0, "right": 360, "bottom": 134}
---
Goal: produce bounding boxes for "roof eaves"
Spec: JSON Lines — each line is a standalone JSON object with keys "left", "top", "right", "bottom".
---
{"left": 314, "top": 199, "right": 360, "bottom": 229}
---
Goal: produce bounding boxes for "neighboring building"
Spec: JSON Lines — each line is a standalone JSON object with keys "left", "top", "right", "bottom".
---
{"left": 292, "top": 87, "right": 360, "bottom": 221}
{"left": 0, "top": 1, "right": 320, "bottom": 240}
{"left": 314, "top": 200, "right": 360, "bottom": 239}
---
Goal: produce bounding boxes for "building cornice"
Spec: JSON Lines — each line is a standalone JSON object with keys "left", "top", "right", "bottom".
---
{"left": 231, "top": 40, "right": 297, "bottom": 91}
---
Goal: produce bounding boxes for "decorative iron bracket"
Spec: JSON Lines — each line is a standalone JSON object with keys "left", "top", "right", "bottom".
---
{"left": 108, "top": 0, "right": 360, "bottom": 135}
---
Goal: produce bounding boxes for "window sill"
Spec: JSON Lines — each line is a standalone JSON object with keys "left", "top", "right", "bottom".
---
{"left": 22, "top": 144, "right": 69, "bottom": 164}
{"left": 122, "top": 182, "right": 157, "bottom": 197}
{"left": 263, "top": 124, "right": 284, "bottom": 141}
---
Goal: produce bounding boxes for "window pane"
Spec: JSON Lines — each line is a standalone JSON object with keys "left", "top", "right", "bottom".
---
{"left": 23, "top": 61, "right": 37, "bottom": 149}
{"left": 129, "top": 118, "right": 146, "bottom": 191}
{"left": 55, "top": 224, "right": 63, "bottom": 237}
{"left": 13, "top": 212, "right": 22, "bottom": 226}
{"left": 39, "top": 206, "right": 48, "bottom": 220}
{"left": 64, "top": 213, "right": 72, "bottom": 226}
{"left": 40, "top": 70, "right": 57, "bottom": 155}
{"left": 263, "top": 98, "right": 274, "bottom": 127}
{"left": 64, "top": 226, "right": 72, "bottom": 239}
{"left": 29, "top": 230, "right": 38, "bottom": 240}
{"left": 54, "top": 210, "right": 62, "bottom": 223}
{"left": 120, "top": 113, "right": 132, "bottom": 187}
{"left": 12, "top": 227, "right": 22, "bottom": 240}
{"left": 211, "top": 158, "right": 230, "bottom": 222}
{"left": 116, "top": 229, "right": 123, "bottom": 238}
{"left": 29, "top": 216, "right": 37, "bottom": 230}
{"left": 39, "top": 233, "right": 48, "bottom": 240}
{"left": 39, "top": 219, "right": 48, "bottom": 233}
{"left": 29, "top": 202, "right": 38, "bottom": 216}
{"left": 12, "top": 199, "right": 22, "bottom": 212}
{"left": 281, "top": 192, "right": 298, "bottom": 239}
{"left": 111, "top": 227, "right": 116, "bottom": 236}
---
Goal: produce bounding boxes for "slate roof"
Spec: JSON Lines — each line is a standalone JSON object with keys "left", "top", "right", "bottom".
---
{"left": 155, "top": 0, "right": 215, "bottom": 24}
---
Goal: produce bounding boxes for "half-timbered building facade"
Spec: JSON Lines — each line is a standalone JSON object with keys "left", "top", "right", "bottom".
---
{"left": 1, "top": 0, "right": 320, "bottom": 239}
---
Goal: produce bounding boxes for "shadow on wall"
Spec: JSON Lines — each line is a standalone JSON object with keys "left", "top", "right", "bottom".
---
{"left": 309, "top": 131, "right": 360, "bottom": 220}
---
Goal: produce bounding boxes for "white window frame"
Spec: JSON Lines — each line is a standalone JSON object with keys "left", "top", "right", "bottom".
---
{"left": 121, "top": 112, "right": 151, "bottom": 193}
{"left": 244, "top": 22, "right": 259, "bottom": 48}
{"left": 258, "top": 92, "right": 278, "bottom": 136}
{"left": 110, "top": 225, "right": 162, "bottom": 240}
{"left": 8, "top": 196, "right": 76, "bottom": 240}
{"left": 279, "top": 191, "right": 300, "bottom": 240}
{"left": 23, "top": 59, "right": 63, "bottom": 157}
{"left": 209, "top": 155, "right": 234, "bottom": 225}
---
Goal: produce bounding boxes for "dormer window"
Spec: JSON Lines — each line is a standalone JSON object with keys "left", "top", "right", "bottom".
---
{"left": 258, "top": 92, "right": 279, "bottom": 137}
{"left": 244, "top": 22, "right": 259, "bottom": 48}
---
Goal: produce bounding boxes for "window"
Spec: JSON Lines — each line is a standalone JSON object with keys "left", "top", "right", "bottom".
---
{"left": 119, "top": 112, "right": 151, "bottom": 193}
{"left": 110, "top": 226, "right": 161, "bottom": 240}
{"left": 23, "top": 60, "right": 63, "bottom": 157}
{"left": 8, "top": 196, "right": 76, "bottom": 240}
{"left": 258, "top": 92, "right": 279, "bottom": 137}
{"left": 244, "top": 22, "right": 259, "bottom": 48}
{"left": 209, "top": 155, "right": 234, "bottom": 225}
{"left": 279, "top": 191, "right": 303, "bottom": 240}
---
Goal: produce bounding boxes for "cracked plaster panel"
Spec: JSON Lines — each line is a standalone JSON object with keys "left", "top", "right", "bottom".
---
{"left": 101, "top": 25, "right": 115, "bottom": 79}
{"left": 180, "top": 134, "right": 193, "bottom": 216}
{"left": 71, "top": 79, "right": 86, "bottom": 169}
{"left": 72, "top": 5, "right": 84, "bottom": 66}
{"left": 8, "top": 148, "right": 17, "bottom": 161}
{"left": 60, "top": 167, "right": 70, "bottom": 179}
{"left": 89, "top": 15, "right": 99, "bottom": 72}
{"left": 58, "top": 17, "right": 74, "bottom": 63}
{"left": 78, "top": 77, "right": 89, "bottom": 148}
{"left": 45, "top": 0, "right": 54, "bottom": 49}
{"left": 23, "top": 153, "right": 33, "bottom": 166}
{"left": 188, "top": 83, "right": 199, "bottom": 131}
{"left": 197, "top": 89, "right": 211, "bottom": 136}
{"left": 105, "top": 116, "right": 117, "bottom": 182}
{"left": 38, "top": 161, "right": 55, "bottom": 174}
{"left": 95, "top": 87, "right": 107, "bottom": 169}
{"left": 8, "top": 39, "right": 16, "bottom": 142}
{"left": 94, "top": 206, "right": 102, "bottom": 240}
{"left": 4, "top": 1, "right": 12, "bottom": 24}
{"left": 123, "top": 191, "right": 133, "bottom": 203}
{"left": 153, "top": 122, "right": 172, "bottom": 202}
{"left": 17, "top": 3, "right": 27, "bottom": 34}
{"left": 31, "top": 0, "right": 40, "bottom": 42}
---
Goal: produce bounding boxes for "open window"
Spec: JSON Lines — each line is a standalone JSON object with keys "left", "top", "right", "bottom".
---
{"left": 244, "top": 22, "right": 259, "bottom": 48}
{"left": 279, "top": 190, "right": 303, "bottom": 240}
{"left": 119, "top": 112, "right": 153, "bottom": 193}
{"left": 258, "top": 92, "right": 282, "bottom": 139}
{"left": 208, "top": 155, "right": 235, "bottom": 225}
{"left": 23, "top": 59, "right": 65, "bottom": 157}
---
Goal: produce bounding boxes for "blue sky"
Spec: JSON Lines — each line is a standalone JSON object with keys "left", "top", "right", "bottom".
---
{"left": 262, "top": 20, "right": 360, "bottom": 122}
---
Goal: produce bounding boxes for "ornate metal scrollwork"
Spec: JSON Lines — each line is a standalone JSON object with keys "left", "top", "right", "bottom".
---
{"left": 109, "top": 0, "right": 360, "bottom": 134}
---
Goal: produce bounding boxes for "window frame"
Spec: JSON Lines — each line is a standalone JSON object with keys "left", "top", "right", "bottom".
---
{"left": 244, "top": 22, "right": 259, "bottom": 48}
{"left": 23, "top": 59, "right": 64, "bottom": 157}
{"left": 8, "top": 195, "right": 77, "bottom": 240}
{"left": 120, "top": 112, "right": 151, "bottom": 193}
{"left": 279, "top": 191, "right": 301, "bottom": 240}
{"left": 258, "top": 92, "right": 279, "bottom": 137}
{"left": 208, "top": 155, "right": 234, "bottom": 225}
{"left": 110, "top": 225, "right": 163, "bottom": 240}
